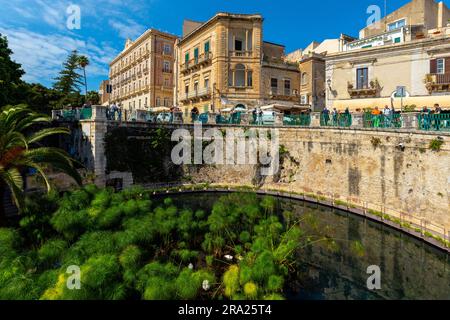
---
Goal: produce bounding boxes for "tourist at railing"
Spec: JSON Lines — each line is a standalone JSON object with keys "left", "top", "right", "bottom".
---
{"left": 322, "top": 106, "right": 330, "bottom": 126}
{"left": 371, "top": 106, "right": 382, "bottom": 128}
{"left": 191, "top": 107, "right": 199, "bottom": 122}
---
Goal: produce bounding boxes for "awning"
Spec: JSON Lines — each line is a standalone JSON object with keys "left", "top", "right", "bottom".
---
{"left": 150, "top": 107, "right": 171, "bottom": 113}
{"left": 260, "top": 104, "right": 310, "bottom": 112}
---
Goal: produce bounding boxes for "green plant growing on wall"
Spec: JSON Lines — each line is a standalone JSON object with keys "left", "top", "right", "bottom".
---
{"left": 370, "top": 137, "right": 382, "bottom": 148}
{"left": 429, "top": 138, "right": 444, "bottom": 152}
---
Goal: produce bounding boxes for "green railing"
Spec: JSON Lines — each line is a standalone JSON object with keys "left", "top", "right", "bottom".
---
{"left": 321, "top": 113, "right": 352, "bottom": 127}
{"left": 79, "top": 108, "right": 92, "bottom": 120}
{"left": 417, "top": 113, "right": 450, "bottom": 131}
{"left": 363, "top": 113, "right": 403, "bottom": 128}
{"left": 62, "top": 110, "right": 76, "bottom": 120}
{"left": 283, "top": 114, "right": 311, "bottom": 127}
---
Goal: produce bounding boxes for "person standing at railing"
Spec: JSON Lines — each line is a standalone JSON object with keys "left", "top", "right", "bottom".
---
{"left": 331, "top": 108, "right": 338, "bottom": 126}
{"left": 371, "top": 106, "right": 382, "bottom": 128}
{"left": 383, "top": 105, "right": 391, "bottom": 127}
{"left": 258, "top": 107, "right": 263, "bottom": 125}
{"left": 252, "top": 108, "right": 257, "bottom": 124}
{"left": 433, "top": 103, "right": 442, "bottom": 131}
{"left": 421, "top": 106, "right": 431, "bottom": 130}
{"left": 344, "top": 107, "right": 351, "bottom": 126}
{"left": 322, "top": 106, "right": 330, "bottom": 126}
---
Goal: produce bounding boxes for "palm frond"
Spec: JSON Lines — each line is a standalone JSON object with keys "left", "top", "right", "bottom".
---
{"left": 27, "top": 127, "right": 70, "bottom": 145}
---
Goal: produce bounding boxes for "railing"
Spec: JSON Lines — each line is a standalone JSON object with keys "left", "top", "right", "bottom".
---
{"left": 181, "top": 52, "right": 212, "bottom": 73}
{"left": 283, "top": 114, "right": 311, "bottom": 127}
{"left": 58, "top": 108, "right": 92, "bottom": 121}
{"left": 321, "top": 113, "right": 352, "bottom": 127}
{"left": 426, "top": 73, "right": 450, "bottom": 84}
{"left": 229, "top": 50, "right": 253, "bottom": 57}
{"left": 363, "top": 113, "right": 403, "bottom": 128}
{"left": 417, "top": 113, "right": 450, "bottom": 131}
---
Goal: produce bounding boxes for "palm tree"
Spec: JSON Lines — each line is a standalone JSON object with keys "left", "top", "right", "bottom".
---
{"left": 0, "top": 105, "right": 82, "bottom": 223}
{"left": 78, "top": 55, "right": 89, "bottom": 97}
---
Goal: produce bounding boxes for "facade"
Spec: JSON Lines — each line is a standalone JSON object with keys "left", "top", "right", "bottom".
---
{"left": 176, "top": 13, "right": 301, "bottom": 118}
{"left": 326, "top": 0, "right": 450, "bottom": 110}
{"left": 98, "top": 80, "right": 110, "bottom": 105}
{"left": 109, "top": 29, "right": 177, "bottom": 111}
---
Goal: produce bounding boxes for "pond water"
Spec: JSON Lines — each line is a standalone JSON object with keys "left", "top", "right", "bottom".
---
{"left": 160, "top": 192, "right": 450, "bottom": 300}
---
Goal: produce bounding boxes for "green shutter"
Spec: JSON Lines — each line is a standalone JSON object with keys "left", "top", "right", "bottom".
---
{"left": 194, "top": 48, "right": 199, "bottom": 59}
{"left": 204, "top": 41, "right": 210, "bottom": 53}
{"left": 185, "top": 53, "right": 189, "bottom": 63}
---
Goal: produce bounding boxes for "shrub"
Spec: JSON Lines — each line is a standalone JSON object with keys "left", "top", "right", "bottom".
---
{"left": 429, "top": 139, "right": 444, "bottom": 152}
{"left": 119, "top": 245, "right": 142, "bottom": 270}
{"left": 243, "top": 282, "right": 258, "bottom": 299}
{"left": 38, "top": 239, "right": 67, "bottom": 264}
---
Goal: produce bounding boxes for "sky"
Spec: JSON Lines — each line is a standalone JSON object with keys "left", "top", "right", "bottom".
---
{"left": 0, "top": 0, "right": 448, "bottom": 91}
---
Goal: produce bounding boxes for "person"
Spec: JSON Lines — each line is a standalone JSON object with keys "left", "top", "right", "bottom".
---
{"left": 191, "top": 107, "right": 199, "bottom": 122}
{"left": 383, "top": 105, "right": 391, "bottom": 127}
{"left": 343, "top": 107, "right": 351, "bottom": 126}
{"left": 371, "top": 106, "right": 382, "bottom": 128}
{"left": 433, "top": 103, "right": 442, "bottom": 130}
{"left": 322, "top": 106, "right": 330, "bottom": 126}
{"left": 252, "top": 108, "right": 257, "bottom": 124}
{"left": 331, "top": 108, "right": 338, "bottom": 126}
{"left": 258, "top": 107, "right": 263, "bottom": 125}
{"left": 421, "top": 106, "right": 431, "bottom": 130}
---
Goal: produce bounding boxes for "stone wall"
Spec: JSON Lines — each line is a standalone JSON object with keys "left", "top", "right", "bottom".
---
{"left": 183, "top": 127, "right": 450, "bottom": 233}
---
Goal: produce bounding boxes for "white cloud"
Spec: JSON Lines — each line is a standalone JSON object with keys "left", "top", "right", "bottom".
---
{"left": 109, "top": 18, "right": 146, "bottom": 40}
{"left": 0, "top": 27, "right": 119, "bottom": 87}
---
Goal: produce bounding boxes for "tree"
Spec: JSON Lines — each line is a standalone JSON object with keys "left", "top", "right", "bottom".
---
{"left": 0, "top": 34, "right": 25, "bottom": 108}
{"left": 86, "top": 91, "right": 100, "bottom": 105}
{"left": 53, "top": 50, "right": 84, "bottom": 95}
{"left": 78, "top": 55, "right": 89, "bottom": 96}
{"left": 0, "top": 105, "right": 82, "bottom": 224}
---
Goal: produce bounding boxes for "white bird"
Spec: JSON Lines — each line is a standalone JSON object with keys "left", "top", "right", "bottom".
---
{"left": 202, "top": 280, "right": 210, "bottom": 291}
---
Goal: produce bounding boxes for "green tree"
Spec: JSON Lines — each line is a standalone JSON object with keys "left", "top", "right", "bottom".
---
{"left": 0, "top": 105, "right": 82, "bottom": 224}
{"left": 53, "top": 50, "right": 84, "bottom": 95}
{"left": 77, "top": 55, "right": 89, "bottom": 96}
{"left": 86, "top": 91, "right": 100, "bottom": 105}
{"left": 0, "top": 34, "right": 25, "bottom": 107}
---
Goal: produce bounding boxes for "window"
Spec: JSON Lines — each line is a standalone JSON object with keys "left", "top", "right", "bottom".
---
{"left": 194, "top": 81, "right": 199, "bottom": 92}
{"left": 163, "top": 61, "right": 170, "bottom": 73}
{"left": 235, "top": 39, "right": 243, "bottom": 51}
{"left": 156, "top": 97, "right": 161, "bottom": 106}
{"left": 164, "top": 98, "right": 169, "bottom": 107}
{"left": 437, "top": 58, "right": 445, "bottom": 74}
{"left": 185, "top": 52, "right": 189, "bottom": 64}
{"left": 145, "top": 97, "right": 148, "bottom": 108}
{"left": 235, "top": 64, "right": 245, "bottom": 87}
{"left": 185, "top": 85, "right": 189, "bottom": 96}
{"left": 247, "top": 71, "right": 253, "bottom": 87}
{"left": 139, "top": 99, "right": 141, "bottom": 109}
{"left": 204, "top": 41, "right": 210, "bottom": 54}
{"left": 388, "top": 19, "right": 406, "bottom": 31}
{"left": 163, "top": 44, "right": 171, "bottom": 55}
{"left": 301, "top": 73, "right": 308, "bottom": 85}
{"left": 356, "top": 68, "right": 369, "bottom": 89}
{"left": 194, "top": 48, "right": 199, "bottom": 63}
{"left": 284, "top": 79, "right": 291, "bottom": 96}
{"left": 204, "top": 78, "right": 210, "bottom": 88}
{"left": 271, "top": 78, "right": 278, "bottom": 94}
{"left": 164, "top": 77, "right": 170, "bottom": 87}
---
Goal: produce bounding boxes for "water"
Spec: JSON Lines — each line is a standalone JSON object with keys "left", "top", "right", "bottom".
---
{"left": 157, "top": 192, "right": 450, "bottom": 300}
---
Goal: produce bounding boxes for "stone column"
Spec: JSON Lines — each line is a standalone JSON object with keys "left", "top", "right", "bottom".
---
{"left": 351, "top": 113, "right": 364, "bottom": 128}
{"left": 91, "top": 105, "right": 107, "bottom": 121}
{"left": 274, "top": 112, "right": 284, "bottom": 126}
{"left": 401, "top": 112, "right": 419, "bottom": 129}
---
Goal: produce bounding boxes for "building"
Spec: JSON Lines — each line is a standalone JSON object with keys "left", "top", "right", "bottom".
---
{"left": 98, "top": 80, "right": 110, "bottom": 105}
{"left": 176, "top": 13, "right": 302, "bottom": 118}
{"left": 326, "top": 0, "right": 450, "bottom": 110}
{"left": 109, "top": 29, "right": 177, "bottom": 111}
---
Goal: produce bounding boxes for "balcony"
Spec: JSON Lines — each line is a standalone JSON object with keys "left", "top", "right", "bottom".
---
{"left": 269, "top": 88, "right": 300, "bottom": 102}
{"left": 162, "top": 68, "right": 173, "bottom": 74}
{"left": 425, "top": 73, "right": 450, "bottom": 93}
{"left": 181, "top": 52, "right": 213, "bottom": 74}
{"left": 143, "top": 67, "right": 149, "bottom": 75}
{"left": 347, "top": 80, "right": 380, "bottom": 98}
{"left": 180, "top": 87, "right": 212, "bottom": 102}
{"left": 229, "top": 50, "right": 253, "bottom": 57}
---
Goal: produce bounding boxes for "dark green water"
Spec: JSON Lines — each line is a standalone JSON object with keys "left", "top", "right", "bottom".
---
{"left": 160, "top": 192, "right": 450, "bottom": 300}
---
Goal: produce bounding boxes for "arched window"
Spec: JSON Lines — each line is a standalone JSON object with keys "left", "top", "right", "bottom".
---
{"left": 301, "top": 72, "right": 308, "bottom": 85}
{"left": 235, "top": 64, "right": 245, "bottom": 87}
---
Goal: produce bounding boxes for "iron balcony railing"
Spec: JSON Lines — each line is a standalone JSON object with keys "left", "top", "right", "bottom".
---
{"left": 426, "top": 73, "right": 450, "bottom": 84}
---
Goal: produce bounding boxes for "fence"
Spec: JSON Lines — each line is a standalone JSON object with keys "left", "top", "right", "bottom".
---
{"left": 363, "top": 113, "right": 403, "bottom": 129}
{"left": 320, "top": 113, "right": 352, "bottom": 127}
{"left": 417, "top": 113, "right": 450, "bottom": 132}
{"left": 283, "top": 114, "right": 311, "bottom": 127}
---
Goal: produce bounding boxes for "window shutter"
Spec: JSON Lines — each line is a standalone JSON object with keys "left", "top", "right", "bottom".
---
{"left": 430, "top": 59, "right": 437, "bottom": 74}
{"left": 446, "top": 58, "right": 450, "bottom": 75}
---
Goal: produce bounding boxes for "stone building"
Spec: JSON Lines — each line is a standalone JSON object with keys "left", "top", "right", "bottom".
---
{"left": 326, "top": 0, "right": 450, "bottom": 110}
{"left": 176, "top": 13, "right": 302, "bottom": 118}
{"left": 98, "top": 80, "right": 110, "bottom": 105}
{"left": 109, "top": 29, "right": 177, "bottom": 111}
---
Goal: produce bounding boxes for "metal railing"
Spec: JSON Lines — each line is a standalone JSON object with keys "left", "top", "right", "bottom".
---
{"left": 59, "top": 108, "right": 92, "bottom": 121}
{"left": 363, "top": 113, "right": 403, "bottom": 129}
{"left": 283, "top": 114, "right": 311, "bottom": 127}
{"left": 321, "top": 113, "right": 352, "bottom": 127}
{"left": 417, "top": 113, "right": 450, "bottom": 131}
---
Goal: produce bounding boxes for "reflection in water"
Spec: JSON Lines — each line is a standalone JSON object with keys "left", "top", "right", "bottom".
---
{"left": 160, "top": 192, "right": 450, "bottom": 300}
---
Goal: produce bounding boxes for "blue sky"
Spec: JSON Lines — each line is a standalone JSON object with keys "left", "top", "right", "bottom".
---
{"left": 0, "top": 0, "right": 448, "bottom": 91}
